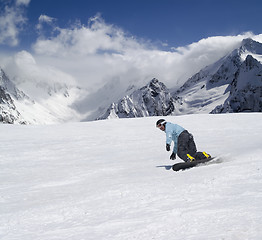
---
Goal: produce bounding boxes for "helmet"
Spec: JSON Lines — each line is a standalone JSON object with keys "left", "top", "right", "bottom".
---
{"left": 156, "top": 119, "right": 166, "bottom": 127}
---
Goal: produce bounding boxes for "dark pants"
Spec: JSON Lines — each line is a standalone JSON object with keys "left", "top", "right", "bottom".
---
{"left": 177, "top": 130, "right": 207, "bottom": 162}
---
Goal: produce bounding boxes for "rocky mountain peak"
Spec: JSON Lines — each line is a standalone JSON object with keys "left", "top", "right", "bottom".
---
{"left": 0, "top": 68, "right": 28, "bottom": 100}
{"left": 0, "top": 68, "right": 28, "bottom": 124}
{"left": 0, "top": 68, "right": 11, "bottom": 89}
{"left": 97, "top": 78, "right": 176, "bottom": 119}
{"left": 148, "top": 78, "right": 166, "bottom": 89}
{"left": 144, "top": 78, "right": 168, "bottom": 97}
{"left": 244, "top": 54, "right": 260, "bottom": 70}
{"left": 240, "top": 38, "right": 262, "bottom": 55}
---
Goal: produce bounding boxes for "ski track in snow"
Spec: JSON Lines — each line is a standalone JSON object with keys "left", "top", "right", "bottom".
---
{"left": 1, "top": 113, "right": 262, "bottom": 240}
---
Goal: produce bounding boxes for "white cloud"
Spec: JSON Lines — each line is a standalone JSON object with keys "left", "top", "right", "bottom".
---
{"left": 38, "top": 14, "right": 56, "bottom": 24}
{"left": 0, "top": 0, "right": 30, "bottom": 46}
{"left": 13, "top": 51, "right": 75, "bottom": 85}
{"left": 31, "top": 16, "right": 259, "bottom": 93}
{"left": 36, "top": 14, "right": 58, "bottom": 39}
{"left": 34, "top": 15, "right": 143, "bottom": 57}
{"left": 15, "top": 0, "right": 31, "bottom": 6}
{"left": 2, "top": 50, "right": 76, "bottom": 100}
{"left": 2, "top": 50, "right": 73, "bottom": 84}
{"left": 253, "top": 34, "right": 262, "bottom": 43}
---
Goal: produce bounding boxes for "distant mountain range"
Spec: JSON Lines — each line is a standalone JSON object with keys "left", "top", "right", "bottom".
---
{"left": 98, "top": 38, "right": 262, "bottom": 119}
{"left": 1, "top": 38, "right": 262, "bottom": 124}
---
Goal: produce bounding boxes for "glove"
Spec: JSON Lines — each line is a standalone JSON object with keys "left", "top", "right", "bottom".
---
{"left": 166, "top": 144, "right": 170, "bottom": 151}
{"left": 170, "top": 152, "right": 176, "bottom": 160}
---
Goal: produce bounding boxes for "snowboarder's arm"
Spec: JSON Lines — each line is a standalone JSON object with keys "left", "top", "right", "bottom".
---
{"left": 173, "top": 137, "right": 178, "bottom": 154}
{"left": 166, "top": 131, "right": 172, "bottom": 146}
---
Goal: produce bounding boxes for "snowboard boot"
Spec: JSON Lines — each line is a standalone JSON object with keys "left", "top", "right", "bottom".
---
{"left": 186, "top": 154, "right": 196, "bottom": 162}
{"left": 203, "top": 152, "right": 211, "bottom": 159}
{"left": 195, "top": 152, "right": 211, "bottom": 160}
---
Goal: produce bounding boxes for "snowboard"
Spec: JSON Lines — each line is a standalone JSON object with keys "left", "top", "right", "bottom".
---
{"left": 172, "top": 157, "right": 215, "bottom": 171}
{"left": 156, "top": 157, "right": 217, "bottom": 171}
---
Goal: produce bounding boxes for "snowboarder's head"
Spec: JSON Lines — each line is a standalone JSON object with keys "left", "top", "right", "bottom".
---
{"left": 156, "top": 119, "right": 166, "bottom": 131}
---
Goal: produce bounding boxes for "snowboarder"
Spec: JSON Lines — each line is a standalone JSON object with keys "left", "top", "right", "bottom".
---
{"left": 156, "top": 119, "right": 211, "bottom": 162}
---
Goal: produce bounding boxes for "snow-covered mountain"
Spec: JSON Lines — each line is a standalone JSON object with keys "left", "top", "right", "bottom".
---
{"left": 0, "top": 67, "right": 84, "bottom": 124}
{"left": 97, "top": 38, "right": 262, "bottom": 120}
{"left": 211, "top": 54, "right": 262, "bottom": 113}
{"left": 1, "top": 38, "right": 262, "bottom": 124}
{"left": 97, "top": 78, "right": 176, "bottom": 119}
{"left": 173, "top": 38, "right": 262, "bottom": 114}
{"left": 0, "top": 68, "right": 27, "bottom": 124}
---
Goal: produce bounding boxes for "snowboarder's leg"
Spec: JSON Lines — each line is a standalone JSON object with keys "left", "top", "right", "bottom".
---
{"left": 188, "top": 133, "right": 197, "bottom": 157}
{"left": 177, "top": 131, "right": 197, "bottom": 162}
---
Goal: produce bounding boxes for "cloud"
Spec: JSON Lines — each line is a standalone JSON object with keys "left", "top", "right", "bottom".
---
{"left": 15, "top": 0, "right": 30, "bottom": 6}
{"left": 38, "top": 14, "right": 56, "bottom": 24}
{"left": 13, "top": 50, "right": 75, "bottom": 85}
{"left": 31, "top": 15, "right": 259, "bottom": 93}
{"left": 253, "top": 34, "right": 262, "bottom": 43}
{"left": 33, "top": 14, "right": 144, "bottom": 56}
{"left": 2, "top": 50, "right": 76, "bottom": 100}
{"left": 36, "top": 14, "right": 56, "bottom": 33}
{"left": 31, "top": 14, "right": 156, "bottom": 92}
{"left": 0, "top": 0, "right": 30, "bottom": 46}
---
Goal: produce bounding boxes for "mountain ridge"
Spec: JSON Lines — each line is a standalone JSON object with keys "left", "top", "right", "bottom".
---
{"left": 97, "top": 78, "right": 177, "bottom": 119}
{"left": 172, "top": 38, "right": 262, "bottom": 115}
{"left": 1, "top": 38, "right": 261, "bottom": 123}
{"left": 97, "top": 38, "right": 262, "bottom": 119}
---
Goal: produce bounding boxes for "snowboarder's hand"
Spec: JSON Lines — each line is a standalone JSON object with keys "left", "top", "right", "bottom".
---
{"left": 166, "top": 144, "right": 170, "bottom": 151}
{"left": 170, "top": 152, "right": 176, "bottom": 160}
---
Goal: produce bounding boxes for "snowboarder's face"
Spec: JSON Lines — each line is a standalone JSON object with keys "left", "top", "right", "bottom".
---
{"left": 157, "top": 124, "right": 165, "bottom": 131}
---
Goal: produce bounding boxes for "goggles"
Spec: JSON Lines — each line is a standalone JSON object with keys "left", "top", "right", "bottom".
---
{"left": 156, "top": 121, "right": 166, "bottom": 128}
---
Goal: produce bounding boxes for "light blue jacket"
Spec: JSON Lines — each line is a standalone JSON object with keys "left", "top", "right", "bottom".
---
{"left": 165, "top": 122, "right": 185, "bottom": 154}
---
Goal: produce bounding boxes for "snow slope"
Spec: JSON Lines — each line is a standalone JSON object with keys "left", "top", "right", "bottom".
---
{"left": 1, "top": 113, "right": 262, "bottom": 240}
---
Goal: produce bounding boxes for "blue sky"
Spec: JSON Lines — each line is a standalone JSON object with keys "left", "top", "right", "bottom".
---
{"left": 2, "top": 0, "right": 262, "bottom": 50}
{"left": 0, "top": 0, "right": 262, "bottom": 93}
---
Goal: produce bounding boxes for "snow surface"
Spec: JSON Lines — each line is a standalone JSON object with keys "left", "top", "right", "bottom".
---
{"left": 1, "top": 113, "right": 262, "bottom": 240}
